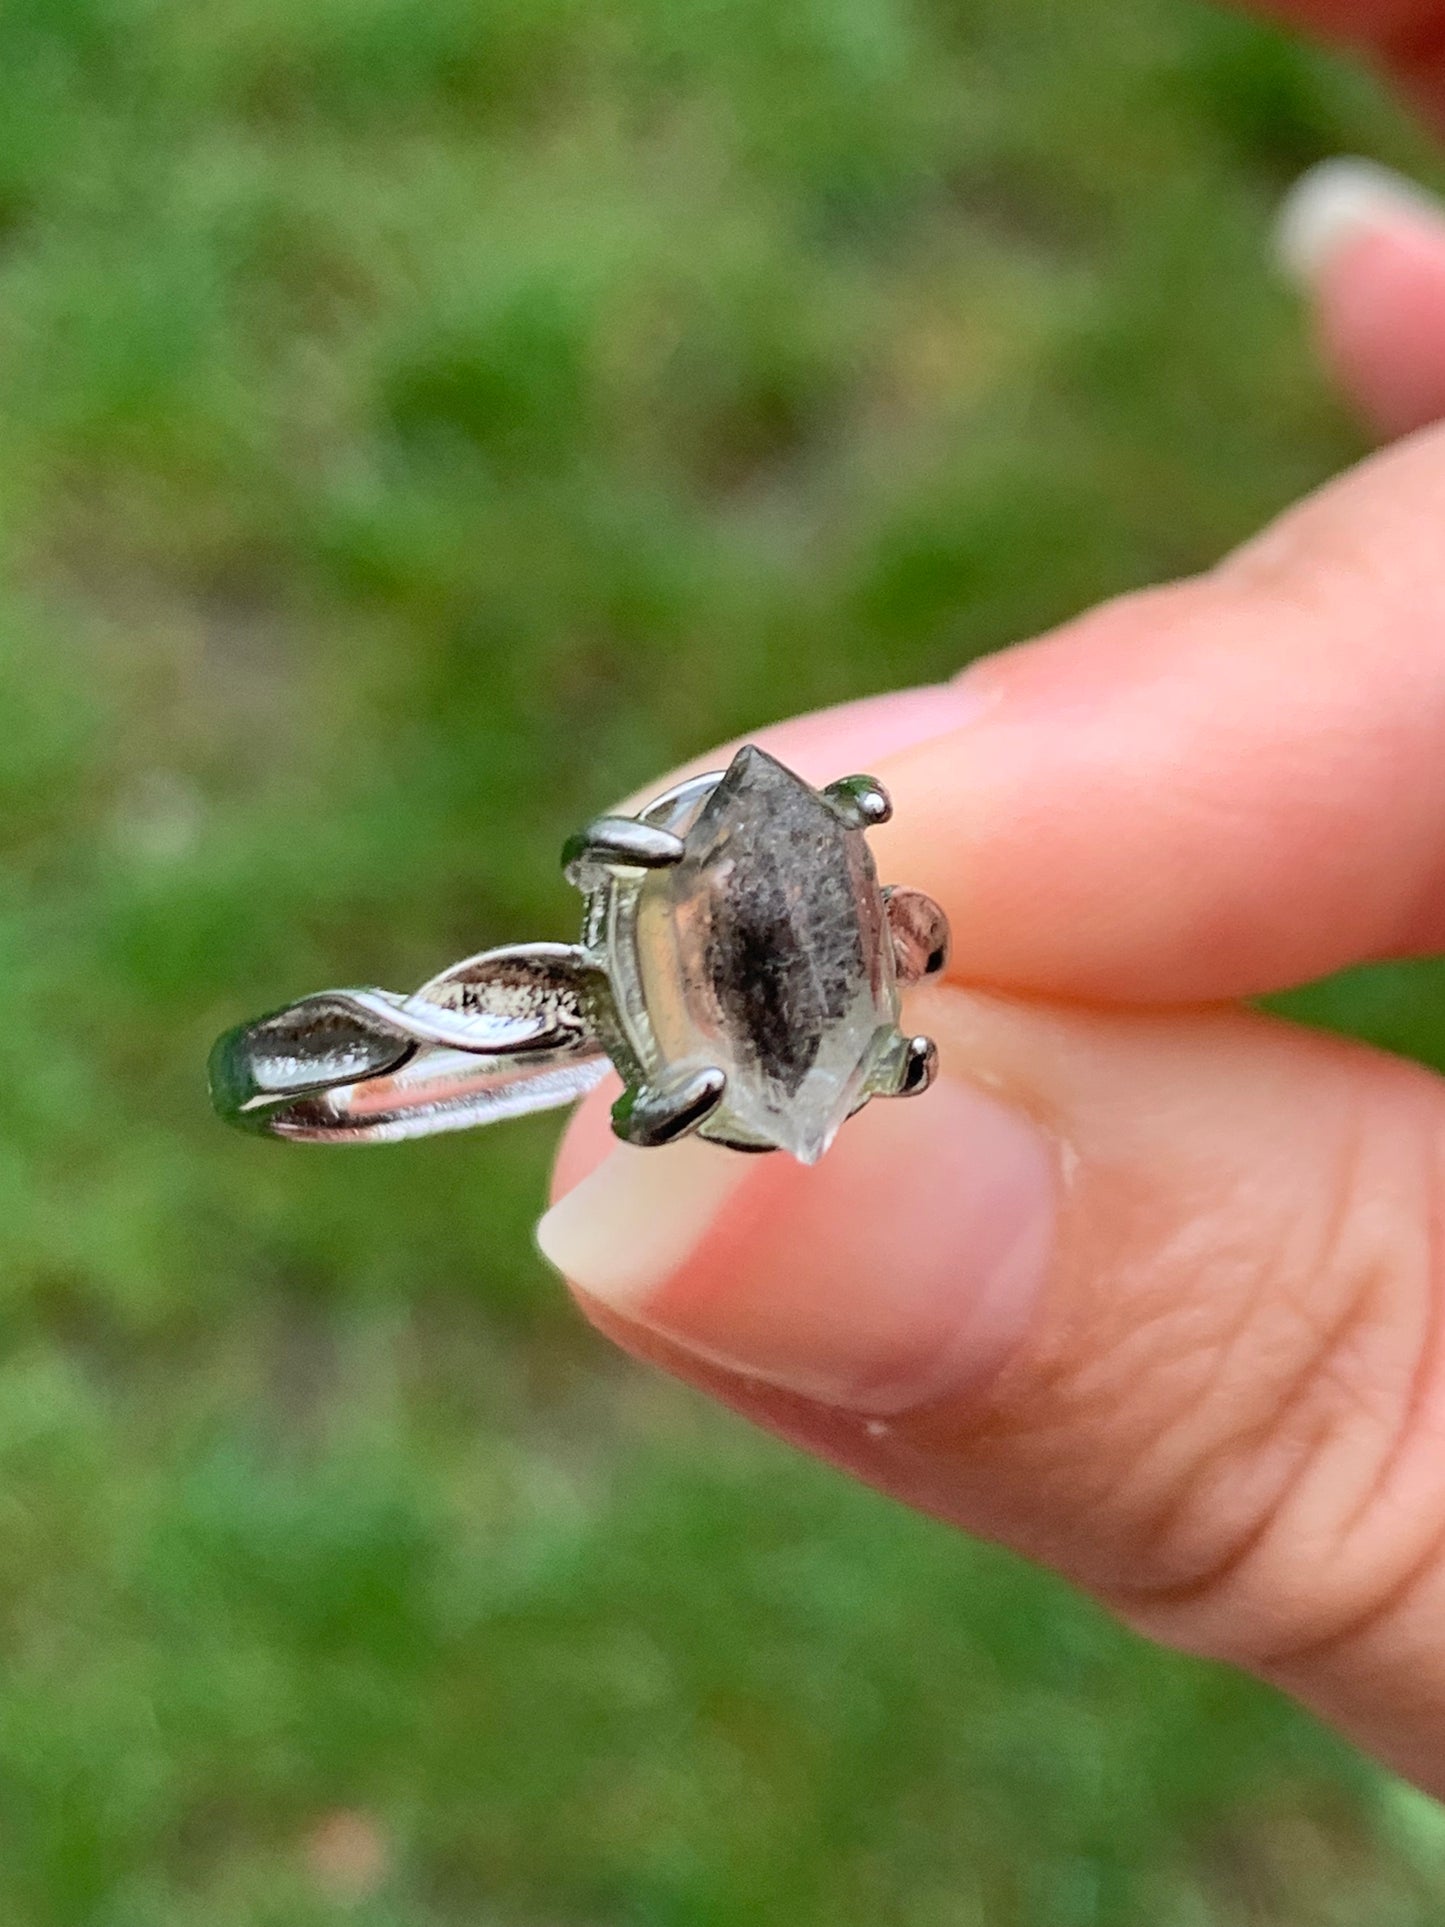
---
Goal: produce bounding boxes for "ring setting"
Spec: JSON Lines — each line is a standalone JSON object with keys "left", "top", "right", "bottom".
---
{"left": 209, "top": 745, "right": 949, "bottom": 1163}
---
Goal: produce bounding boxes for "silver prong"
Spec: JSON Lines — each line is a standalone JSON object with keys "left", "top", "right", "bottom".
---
{"left": 884, "top": 887, "right": 950, "bottom": 984}
{"left": 822, "top": 774, "right": 892, "bottom": 830}
{"left": 563, "top": 815, "right": 685, "bottom": 886}
{"left": 612, "top": 1067, "right": 727, "bottom": 1148}
{"left": 891, "top": 1034, "right": 938, "bottom": 1098}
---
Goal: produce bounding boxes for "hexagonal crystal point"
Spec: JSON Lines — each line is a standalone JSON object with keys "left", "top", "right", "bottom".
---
{"left": 625, "top": 746, "right": 900, "bottom": 1162}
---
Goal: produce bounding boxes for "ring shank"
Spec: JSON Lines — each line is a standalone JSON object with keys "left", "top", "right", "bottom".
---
{"left": 208, "top": 981, "right": 611, "bottom": 1143}
{"left": 255, "top": 1047, "right": 612, "bottom": 1143}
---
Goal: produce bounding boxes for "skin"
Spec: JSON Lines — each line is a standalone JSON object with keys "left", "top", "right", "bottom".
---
{"left": 543, "top": 0, "right": 1445, "bottom": 1800}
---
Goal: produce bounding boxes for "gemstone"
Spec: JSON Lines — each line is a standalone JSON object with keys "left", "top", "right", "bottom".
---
{"left": 622, "top": 745, "right": 899, "bottom": 1162}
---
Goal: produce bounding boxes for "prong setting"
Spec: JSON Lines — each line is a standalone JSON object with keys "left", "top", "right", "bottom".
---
{"left": 822, "top": 774, "right": 892, "bottom": 830}
{"left": 884, "top": 886, "right": 950, "bottom": 984}
{"left": 563, "top": 815, "right": 685, "bottom": 886}
{"left": 894, "top": 1034, "right": 938, "bottom": 1097}
{"left": 611, "top": 1066, "right": 728, "bottom": 1148}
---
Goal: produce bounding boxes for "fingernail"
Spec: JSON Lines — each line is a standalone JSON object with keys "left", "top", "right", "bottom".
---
{"left": 630, "top": 672, "right": 1002, "bottom": 815}
{"left": 537, "top": 1076, "right": 1058, "bottom": 1414}
{"left": 754, "top": 673, "right": 1001, "bottom": 786}
{"left": 1275, "top": 157, "right": 1445, "bottom": 286}
{"left": 537, "top": 1134, "right": 754, "bottom": 1311}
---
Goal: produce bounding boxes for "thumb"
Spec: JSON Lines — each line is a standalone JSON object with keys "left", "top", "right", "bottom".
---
{"left": 539, "top": 992, "right": 1445, "bottom": 1799}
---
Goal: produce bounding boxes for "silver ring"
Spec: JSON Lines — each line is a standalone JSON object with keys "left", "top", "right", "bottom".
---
{"left": 209, "top": 745, "right": 950, "bottom": 1163}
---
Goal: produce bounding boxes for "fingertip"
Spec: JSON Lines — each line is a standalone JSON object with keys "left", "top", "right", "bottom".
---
{"left": 1276, "top": 158, "right": 1445, "bottom": 438}
{"left": 1274, "top": 156, "right": 1442, "bottom": 286}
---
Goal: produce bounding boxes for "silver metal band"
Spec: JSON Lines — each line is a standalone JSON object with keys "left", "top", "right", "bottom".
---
{"left": 208, "top": 944, "right": 613, "bottom": 1143}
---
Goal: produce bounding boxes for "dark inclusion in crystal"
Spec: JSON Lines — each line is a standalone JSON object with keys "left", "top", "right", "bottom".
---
{"left": 628, "top": 745, "right": 899, "bottom": 1161}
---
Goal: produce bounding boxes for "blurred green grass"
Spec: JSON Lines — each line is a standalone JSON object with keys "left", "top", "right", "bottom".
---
{"left": 4, "top": 0, "right": 1445, "bottom": 1919}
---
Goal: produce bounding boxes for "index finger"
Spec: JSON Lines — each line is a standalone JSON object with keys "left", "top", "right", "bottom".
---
{"left": 673, "top": 422, "right": 1445, "bottom": 1005}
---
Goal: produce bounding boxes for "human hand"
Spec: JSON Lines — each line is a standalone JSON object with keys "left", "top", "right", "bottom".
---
{"left": 538, "top": 1, "right": 1445, "bottom": 1798}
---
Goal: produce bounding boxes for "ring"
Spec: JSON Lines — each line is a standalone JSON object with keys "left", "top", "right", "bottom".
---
{"left": 209, "top": 745, "right": 950, "bottom": 1163}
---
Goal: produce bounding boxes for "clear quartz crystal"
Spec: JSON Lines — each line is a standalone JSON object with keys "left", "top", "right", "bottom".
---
{"left": 625, "top": 746, "right": 899, "bottom": 1162}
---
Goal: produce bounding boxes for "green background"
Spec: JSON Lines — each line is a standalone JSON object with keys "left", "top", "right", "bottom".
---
{"left": 6, "top": 0, "right": 1445, "bottom": 1918}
